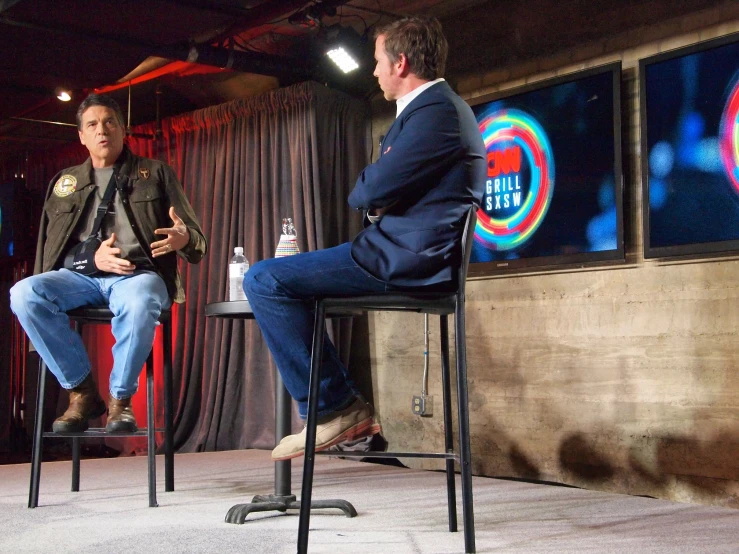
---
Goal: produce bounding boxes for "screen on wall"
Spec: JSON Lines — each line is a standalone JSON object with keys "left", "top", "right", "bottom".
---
{"left": 641, "top": 33, "right": 739, "bottom": 259}
{"left": 467, "top": 62, "right": 624, "bottom": 275}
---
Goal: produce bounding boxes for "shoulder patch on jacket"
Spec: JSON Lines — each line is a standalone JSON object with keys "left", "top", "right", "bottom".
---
{"left": 139, "top": 167, "right": 150, "bottom": 180}
{"left": 53, "top": 175, "right": 77, "bottom": 197}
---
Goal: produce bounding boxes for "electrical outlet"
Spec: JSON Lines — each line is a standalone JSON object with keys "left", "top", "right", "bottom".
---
{"left": 412, "top": 395, "right": 433, "bottom": 417}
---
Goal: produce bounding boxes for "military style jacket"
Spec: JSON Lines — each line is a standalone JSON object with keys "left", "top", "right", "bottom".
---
{"left": 35, "top": 146, "right": 207, "bottom": 303}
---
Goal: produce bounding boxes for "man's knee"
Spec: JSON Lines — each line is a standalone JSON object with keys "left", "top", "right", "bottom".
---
{"left": 243, "top": 259, "right": 275, "bottom": 298}
{"left": 118, "top": 294, "right": 163, "bottom": 320}
{"left": 112, "top": 273, "right": 168, "bottom": 318}
{"left": 9, "top": 277, "right": 35, "bottom": 316}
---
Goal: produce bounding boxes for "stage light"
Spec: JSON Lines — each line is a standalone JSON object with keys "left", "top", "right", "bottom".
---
{"left": 324, "top": 25, "right": 365, "bottom": 74}
{"left": 56, "top": 89, "right": 72, "bottom": 101}
{"left": 327, "top": 46, "right": 359, "bottom": 73}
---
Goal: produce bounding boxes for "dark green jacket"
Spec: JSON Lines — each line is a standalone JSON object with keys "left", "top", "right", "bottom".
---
{"left": 35, "top": 146, "right": 207, "bottom": 303}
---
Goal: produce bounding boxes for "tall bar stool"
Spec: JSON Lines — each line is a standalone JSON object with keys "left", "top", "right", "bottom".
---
{"left": 28, "top": 306, "right": 175, "bottom": 508}
{"left": 299, "top": 206, "right": 478, "bottom": 554}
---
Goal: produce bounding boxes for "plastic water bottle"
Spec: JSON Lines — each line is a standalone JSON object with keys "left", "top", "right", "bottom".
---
{"left": 228, "top": 247, "right": 249, "bottom": 301}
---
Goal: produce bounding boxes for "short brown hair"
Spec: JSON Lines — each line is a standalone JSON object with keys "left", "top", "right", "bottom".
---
{"left": 76, "top": 93, "right": 125, "bottom": 130}
{"left": 375, "top": 16, "right": 448, "bottom": 81}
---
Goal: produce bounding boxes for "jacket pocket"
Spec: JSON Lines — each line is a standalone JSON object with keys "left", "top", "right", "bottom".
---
{"left": 128, "top": 181, "right": 165, "bottom": 248}
{"left": 43, "top": 201, "right": 78, "bottom": 268}
{"left": 129, "top": 181, "right": 163, "bottom": 203}
{"left": 44, "top": 201, "right": 76, "bottom": 239}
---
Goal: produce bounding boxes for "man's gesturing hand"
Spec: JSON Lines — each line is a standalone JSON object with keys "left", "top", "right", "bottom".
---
{"left": 151, "top": 206, "right": 190, "bottom": 258}
{"left": 95, "top": 233, "right": 136, "bottom": 275}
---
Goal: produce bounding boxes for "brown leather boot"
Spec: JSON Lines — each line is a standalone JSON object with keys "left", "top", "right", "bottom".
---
{"left": 52, "top": 374, "right": 107, "bottom": 433}
{"left": 105, "top": 395, "right": 138, "bottom": 433}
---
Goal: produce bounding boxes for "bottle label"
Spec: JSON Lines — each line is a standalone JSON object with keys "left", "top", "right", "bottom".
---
{"left": 229, "top": 263, "right": 247, "bottom": 278}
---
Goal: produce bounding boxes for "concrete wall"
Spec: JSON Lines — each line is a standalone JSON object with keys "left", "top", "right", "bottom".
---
{"left": 360, "top": 4, "right": 739, "bottom": 507}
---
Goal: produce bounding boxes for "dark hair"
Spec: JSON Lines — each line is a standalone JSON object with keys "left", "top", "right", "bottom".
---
{"left": 76, "top": 93, "right": 125, "bottom": 130}
{"left": 374, "top": 16, "right": 448, "bottom": 80}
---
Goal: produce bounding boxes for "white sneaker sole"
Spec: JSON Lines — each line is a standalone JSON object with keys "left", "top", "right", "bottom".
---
{"left": 272, "top": 418, "right": 381, "bottom": 462}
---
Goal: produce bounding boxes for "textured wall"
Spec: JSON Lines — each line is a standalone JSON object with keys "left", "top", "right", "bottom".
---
{"left": 360, "top": 4, "right": 739, "bottom": 507}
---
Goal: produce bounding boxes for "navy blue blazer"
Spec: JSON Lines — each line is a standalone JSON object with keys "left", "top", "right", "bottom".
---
{"left": 348, "top": 81, "right": 486, "bottom": 287}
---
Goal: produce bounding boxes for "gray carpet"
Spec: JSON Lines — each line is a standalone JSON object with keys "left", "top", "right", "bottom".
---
{"left": 1, "top": 450, "right": 737, "bottom": 553}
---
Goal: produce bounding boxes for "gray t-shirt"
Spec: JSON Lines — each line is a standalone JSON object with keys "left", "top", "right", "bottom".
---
{"left": 76, "top": 168, "right": 153, "bottom": 269}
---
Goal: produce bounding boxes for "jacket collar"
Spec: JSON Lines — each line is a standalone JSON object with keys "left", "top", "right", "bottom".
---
{"left": 77, "top": 144, "right": 134, "bottom": 187}
{"left": 382, "top": 81, "right": 449, "bottom": 146}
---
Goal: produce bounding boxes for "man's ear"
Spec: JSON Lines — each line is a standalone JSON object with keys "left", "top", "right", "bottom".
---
{"left": 396, "top": 53, "right": 410, "bottom": 77}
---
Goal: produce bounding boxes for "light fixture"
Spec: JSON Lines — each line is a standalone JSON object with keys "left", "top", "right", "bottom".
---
{"left": 327, "top": 46, "right": 359, "bottom": 73}
{"left": 56, "top": 88, "right": 72, "bottom": 102}
{"left": 324, "top": 25, "right": 365, "bottom": 75}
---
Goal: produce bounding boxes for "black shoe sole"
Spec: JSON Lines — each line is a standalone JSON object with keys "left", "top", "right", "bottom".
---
{"left": 51, "top": 400, "right": 108, "bottom": 434}
{"left": 105, "top": 421, "right": 138, "bottom": 434}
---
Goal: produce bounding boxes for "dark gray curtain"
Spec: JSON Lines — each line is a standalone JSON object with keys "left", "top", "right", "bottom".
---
{"left": 130, "top": 81, "right": 370, "bottom": 451}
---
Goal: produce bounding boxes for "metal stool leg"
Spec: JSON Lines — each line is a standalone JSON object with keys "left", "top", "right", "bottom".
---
{"left": 71, "top": 438, "right": 80, "bottom": 491}
{"left": 297, "top": 300, "right": 327, "bottom": 554}
{"left": 28, "top": 360, "right": 47, "bottom": 508}
{"left": 70, "top": 320, "right": 82, "bottom": 493}
{"left": 455, "top": 298, "right": 475, "bottom": 554}
{"left": 162, "top": 319, "right": 174, "bottom": 492}
{"left": 146, "top": 352, "right": 158, "bottom": 508}
{"left": 439, "top": 315, "right": 458, "bottom": 533}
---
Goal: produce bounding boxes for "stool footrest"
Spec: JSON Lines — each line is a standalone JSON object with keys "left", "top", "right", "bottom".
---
{"left": 43, "top": 428, "right": 159, "bottom": 438}
{"left": 316, "top": 450, "right": 459, "bottom": 460}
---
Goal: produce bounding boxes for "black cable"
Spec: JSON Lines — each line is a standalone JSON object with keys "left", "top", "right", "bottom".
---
{"left": 336, "top": 8, "right": 369, "bottom": 35}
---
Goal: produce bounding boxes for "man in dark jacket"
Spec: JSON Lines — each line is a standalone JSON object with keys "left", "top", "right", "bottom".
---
{"left": 10, "top": 94, "right": 206, "bottom": 434}
{"left": 244, "top": 16, "right": 486, "bottom": 461}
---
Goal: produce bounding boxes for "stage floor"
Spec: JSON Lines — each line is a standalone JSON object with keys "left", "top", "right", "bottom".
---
{"left": 1, "top": 449, "right": 737, "bottom": 553}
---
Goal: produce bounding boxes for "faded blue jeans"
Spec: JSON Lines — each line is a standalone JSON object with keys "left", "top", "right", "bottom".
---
{"left": 243, "top": 242, "right": 392, "bottom": 418}
{"left": 10, "top": 268, "right": 171, "bottom": 399}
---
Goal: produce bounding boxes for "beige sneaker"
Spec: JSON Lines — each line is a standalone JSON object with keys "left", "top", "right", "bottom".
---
{"left": 271, "top": 397, "right": 381, "bottom": 461}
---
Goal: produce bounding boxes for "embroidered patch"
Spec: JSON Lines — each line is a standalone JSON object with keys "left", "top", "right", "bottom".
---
{"left": 139, "top": 167, "right": 150, "bottom": 180}
{"left": 53, "top": 175, "right": 77, "bottom": 197}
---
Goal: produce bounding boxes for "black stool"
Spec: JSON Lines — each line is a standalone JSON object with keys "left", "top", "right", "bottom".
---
{"left": 299, "top": 206, "right": 478, "bottom": 554}
{"left": 28, "top": 307, "right": 174, "bottom": 508}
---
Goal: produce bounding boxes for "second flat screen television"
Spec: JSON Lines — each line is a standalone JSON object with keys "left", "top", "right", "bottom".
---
{"left": 641, "top": 33, "right": 739, "bottom": 259}
{"left": 467, "top": 62, "right": 624, "bottom": 275}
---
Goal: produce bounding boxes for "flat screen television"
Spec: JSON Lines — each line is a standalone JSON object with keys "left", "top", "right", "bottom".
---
{"left": 467, "top": 62, "right": 625, "bottom": 275}
{"left": 640, "top": 33, "right": 739, "bottom": 259}
{"left": 0, "top": 181, "right": 16, "bottom": 259}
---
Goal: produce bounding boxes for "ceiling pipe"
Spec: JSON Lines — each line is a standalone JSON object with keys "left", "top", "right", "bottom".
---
{"left": 9, "top": 117, "right": 76, "bottom": 128}
{"left": 0, "top": 132, "right": 72, "bottom": 142}
{"left": 0, "top": 14, "right": 316, "bottom": 82}
{"left": 206, "top": 0, "right": 315, "bottom": 45}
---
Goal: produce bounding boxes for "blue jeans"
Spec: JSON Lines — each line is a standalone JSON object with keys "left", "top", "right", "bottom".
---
{"left": 243, "top": 242, "right": 392, "bottom": 418}
{"left": 10, "top": 269, "right": 171, "bottom": 399}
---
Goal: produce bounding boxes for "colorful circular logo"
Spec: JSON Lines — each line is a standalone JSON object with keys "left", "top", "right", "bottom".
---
{"left": 720, "top": 77, "right": 739, "bottom": 194}
{"left": 475, "top": 108, "right": 555, "bottom": 251}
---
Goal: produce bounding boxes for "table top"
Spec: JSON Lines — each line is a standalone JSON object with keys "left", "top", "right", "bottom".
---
{"left": 205, "top": 300, "right": 362, "bottom": 319}
{"left": 204, "top": 300, "right": 254, "bottom": 318}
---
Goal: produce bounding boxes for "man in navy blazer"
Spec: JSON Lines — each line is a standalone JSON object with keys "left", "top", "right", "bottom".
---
{"left": 244, "top": 16, "right": 486, "bottom": 461}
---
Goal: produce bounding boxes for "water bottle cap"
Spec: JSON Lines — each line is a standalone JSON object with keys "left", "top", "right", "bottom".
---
{"left": 234, "top": 247, "right": 244, "bottom": 255}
